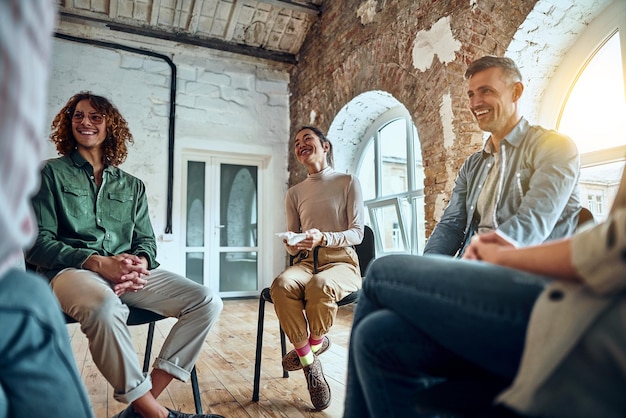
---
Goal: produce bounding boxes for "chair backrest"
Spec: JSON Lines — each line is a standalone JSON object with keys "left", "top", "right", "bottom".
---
{"left": 355, "top": 225, "right": 376, "bottom": 277}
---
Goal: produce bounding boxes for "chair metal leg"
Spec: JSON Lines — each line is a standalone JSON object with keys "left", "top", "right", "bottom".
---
{"left": 144, "top": 321, "right": 156, "bottom": 373}
{"left": 252, "top": 295, "right": 266, "bottom": 401}
{"left": 145, "top": 320, "right": 202, "bottom": 413}
{"left": 191, "top": 366, "right": 202, "bottom": 413}
{"left": 279, "top": 327, "right": 288, "bottom": 378}
{"left": 253, "top": 289, "right": 293, "bottom": 401}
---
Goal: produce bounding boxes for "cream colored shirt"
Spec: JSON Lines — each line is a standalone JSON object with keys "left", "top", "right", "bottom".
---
{"left": 285, "top": 166, "right": 364, "bottom": 253}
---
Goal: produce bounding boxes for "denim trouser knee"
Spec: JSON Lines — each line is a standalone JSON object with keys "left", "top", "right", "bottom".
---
{"left": 343, "top": 254, "right": 548, "bottom": 418}
{"left": 0, "top": 268, "right": 94, "bottom": 418}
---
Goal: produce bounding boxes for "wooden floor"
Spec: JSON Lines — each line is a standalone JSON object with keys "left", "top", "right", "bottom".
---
{"left": 67, "top": 297, "right": 356, "bottom": 418}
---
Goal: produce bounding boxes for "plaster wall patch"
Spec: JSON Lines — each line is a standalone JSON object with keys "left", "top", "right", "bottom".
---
{"left": 434, "top": 193, "right": 448, "bottom": 220}
{"left": 357, "top": 0, "right": 378, "bottom": 25}
{"left": 412, "top": 15, "right": 461, "bottom": 72}
{"left": 309, "top": 109, "right": 317, "bottom": 125}
{"left": 434, "top": 163, "right": 458, "bottom": 220}
{"left": 440, "top": 92, "right": 455, "bottom": 148}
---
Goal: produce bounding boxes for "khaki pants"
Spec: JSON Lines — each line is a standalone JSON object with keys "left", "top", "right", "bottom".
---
{"left": 51, "top": 268, "right": 223, "bottom": 404}
{"left": 270, "top": 247, "right": 361, "bottom": 344}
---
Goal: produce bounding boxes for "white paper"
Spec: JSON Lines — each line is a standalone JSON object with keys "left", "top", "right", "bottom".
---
{"left": 276, "top": 231, "right": 307, "bottom": 246}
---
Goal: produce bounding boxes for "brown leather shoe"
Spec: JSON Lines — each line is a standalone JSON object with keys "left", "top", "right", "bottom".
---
{"left": 302, "top": 357, "right": 331, "bottom": 411}
{"left": 282, "top": 336, "right": 331, "bottom": 371}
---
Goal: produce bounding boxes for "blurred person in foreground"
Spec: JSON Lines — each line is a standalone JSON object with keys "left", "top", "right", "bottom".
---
{"left": 343, "top": 168, "right": 625, "bottom": 417}
{"left": 0, "top": 1, "right": 94, "bottom": 417}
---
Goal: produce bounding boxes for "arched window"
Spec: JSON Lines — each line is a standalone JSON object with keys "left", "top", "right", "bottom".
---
{"left": 559, "top": 32, "right": 624, "bottom": 222}
{"left": 355, "top": 107, "right": 425, "bottom": 255}
{"left": 541, "top": 1, "right": 626, "bottom": 223}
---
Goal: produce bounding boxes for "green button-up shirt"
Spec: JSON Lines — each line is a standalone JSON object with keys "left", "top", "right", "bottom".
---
{"left": 27, "top": 151, "right": 159, "bottom": 281}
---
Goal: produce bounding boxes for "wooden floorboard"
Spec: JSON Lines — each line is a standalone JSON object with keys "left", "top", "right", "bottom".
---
{"left": 68, "top": 297, "right": 356, "bottom": 418}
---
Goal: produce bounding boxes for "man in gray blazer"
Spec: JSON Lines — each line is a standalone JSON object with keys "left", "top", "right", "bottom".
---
{"left": 424, "top": 56, "right": 581, "bottom": 257}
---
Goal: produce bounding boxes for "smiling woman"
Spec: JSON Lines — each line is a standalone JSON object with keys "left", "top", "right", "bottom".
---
{"left": 270, "top": 126, "right": 365, "bottom": 411}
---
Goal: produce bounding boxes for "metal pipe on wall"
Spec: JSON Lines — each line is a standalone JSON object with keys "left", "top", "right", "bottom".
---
{"left": 53, "top": 33, "right": 177, "bottom": 234}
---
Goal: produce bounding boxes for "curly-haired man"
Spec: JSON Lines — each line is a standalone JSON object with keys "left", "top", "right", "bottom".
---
{"left": 26, "top": 91, "right": 225, "bottom": 418}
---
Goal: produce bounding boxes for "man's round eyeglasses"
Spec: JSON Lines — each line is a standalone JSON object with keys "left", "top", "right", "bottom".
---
{"left": 72, "top": 112, "right": 105, "bottom": 124}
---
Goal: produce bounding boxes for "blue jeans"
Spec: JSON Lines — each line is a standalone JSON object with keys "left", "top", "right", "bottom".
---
{"left": 343, "top": 255, "right": 548, "bottom": 418}
{"left": 0, "top": 268, "right": 93, "bottom": 418}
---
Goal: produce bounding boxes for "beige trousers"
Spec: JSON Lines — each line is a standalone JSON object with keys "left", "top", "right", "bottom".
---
{"left": 51, "top": 268, "right": 223, "bottom": 404}
{"left": 270, "top": 246, "right": 361, "bottom": 344}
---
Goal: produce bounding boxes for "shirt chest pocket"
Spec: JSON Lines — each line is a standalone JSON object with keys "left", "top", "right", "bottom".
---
{"left": 62, "top": 186, "right": 91, "bottom": 217}
{"left": 107, "top": 192, "right": 135, "bottom": 222}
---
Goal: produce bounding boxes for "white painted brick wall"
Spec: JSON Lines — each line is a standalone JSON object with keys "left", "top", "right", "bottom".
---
{"left": 47, "top": 33, "right": 290, "bottom": 281}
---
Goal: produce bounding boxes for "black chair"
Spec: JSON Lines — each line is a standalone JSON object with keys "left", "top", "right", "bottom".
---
{"left": 63, "top": 306, "right": 203, "bottom": 413}
{"left": 577, "top": 207, "right": 595, "bottom": 229}
{"left": 252, "top": 225, "right": 376, "bottom": 401}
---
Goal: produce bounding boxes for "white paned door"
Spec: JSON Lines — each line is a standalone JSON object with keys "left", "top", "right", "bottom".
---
{"left": 182, "top": 153, "right": 262, "bottom": 297}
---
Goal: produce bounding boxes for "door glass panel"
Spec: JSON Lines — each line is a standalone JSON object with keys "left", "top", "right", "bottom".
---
{"left": 186, "top": 252, "right": 204, "bottom": 285}
{"left": 220, "top": 251, "right": 258, "bottom": 292}
{"left": 220, "top": 164, "right": 258, "bottom": 247}
{"left": 186, "top": 161, "right": 205, "bottom": 247}
{"left": 219, "top": 163, "right": 259, "bottom": 294}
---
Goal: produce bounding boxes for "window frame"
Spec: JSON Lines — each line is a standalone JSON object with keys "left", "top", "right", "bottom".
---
{"left": 538, "top": 0, "right": 626, "bottom": 168}
{"left": 354, "top": 106, "right": 425, "bottom": 255}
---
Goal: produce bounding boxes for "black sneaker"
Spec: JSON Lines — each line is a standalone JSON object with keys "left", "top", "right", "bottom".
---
{"left": 112, "top": 405, "right": 225, "bottom": 418}
{"left": 112, "top": 406, "right": 141, "bottom": 418}
{"left": 166, "top": 408, "right": 225, "bottom": 418}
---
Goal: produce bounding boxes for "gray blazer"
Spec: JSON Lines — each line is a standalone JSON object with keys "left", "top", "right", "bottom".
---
{"left": 497, "top": 167, "right": 626, "bottom": 417}
{"left": 424, "top": 118, "right": 581, "bottom": 256}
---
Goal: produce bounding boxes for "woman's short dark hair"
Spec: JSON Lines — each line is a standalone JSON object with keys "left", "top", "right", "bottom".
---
{"left": 297, "top": 126, "right": 334, "bottom": 167}
{"left": 464, "top": 56, "right": 523, "bottom": 83}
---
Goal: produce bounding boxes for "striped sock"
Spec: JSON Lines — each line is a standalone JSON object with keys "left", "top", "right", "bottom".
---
{"left": 296, "top": 344, "right": 314, "bottom": 367}
{"left": 309, "top": 336, "right": 325, "bottom": 353}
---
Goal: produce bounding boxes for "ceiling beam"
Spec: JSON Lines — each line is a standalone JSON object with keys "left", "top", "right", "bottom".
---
{"left": 109, "top": 0, "right": 118, "bottom": 19}
{"left": 188, "top": 0, "right": 205, "bottom": 33}
{"left": 259, "top": 0, "right": 320, "bottom": 15}
{"left": 57, "top": 12, "right": 297, "bottom": 64}
{"left": 105, "top": 21, "right": 297, "bottom": 64}
{"left": 150, "top": 0, "right": 162, "bottom": 26}
{"left": 224, "top": 0, "right": 244, "bottom": 42}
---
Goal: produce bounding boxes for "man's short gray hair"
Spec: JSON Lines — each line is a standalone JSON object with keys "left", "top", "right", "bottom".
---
{"left": 464, "top": 56, "right": 523, "bottom": 83}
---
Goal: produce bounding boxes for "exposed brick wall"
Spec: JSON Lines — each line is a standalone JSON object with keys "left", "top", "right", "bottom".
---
{"left": 289, "top": 0, "right": 537, "bottom": 235}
